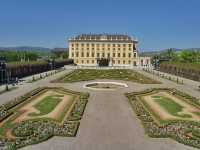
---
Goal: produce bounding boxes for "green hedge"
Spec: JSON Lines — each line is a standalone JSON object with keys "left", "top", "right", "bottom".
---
{"left": 160, "top": 62, "right": 200, "bottom": 81}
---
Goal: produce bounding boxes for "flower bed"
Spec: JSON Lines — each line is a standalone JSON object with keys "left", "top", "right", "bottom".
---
{"left": 68, "top": 94, "right": 89, "bottom": 121}
{"left": 0, "top": 87, "right": 89, "bottom": 149}
{"left": 126, "top": 88, "right": 200, "bottom": 149}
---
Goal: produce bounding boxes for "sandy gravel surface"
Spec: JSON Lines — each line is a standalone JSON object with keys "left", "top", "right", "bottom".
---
{"left": 13, "top": 90, "right": 73, "bottom": 123}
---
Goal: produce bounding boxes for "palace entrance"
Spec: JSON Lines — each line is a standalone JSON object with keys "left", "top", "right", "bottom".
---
{"left": 97, "top": 58, "right": 109, "bottom": 66}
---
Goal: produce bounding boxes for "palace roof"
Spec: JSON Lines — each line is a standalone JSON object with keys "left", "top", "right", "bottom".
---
{"left": 69, "top": 34, "right": 138, "bottom": 43}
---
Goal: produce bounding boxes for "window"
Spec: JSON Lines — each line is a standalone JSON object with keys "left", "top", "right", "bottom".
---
{"left": 113, "top": 60, "right": 115, "bottom": 64}
{"left": 129, "top": 44, "right": 132, "bottom": 47}
{"left": 108, "top": 44, "right": 110, "bottom": 47}
{"left": 81, "top": 52, "right": 84, "bottom": 57}
{"left": 113, "top": 44, "right": 115, "bottom": 47}
{"left": 133, "top": 45, "right": 136, "bottom": 50}
{"left": 92, "top": 60, "right": 94, "bottom": 64}
{"left": 71, "top": 44, "right": 74, "bottom": 47}
{"left": 123, "top": 53, "right": 126, "bottom": 57}
{"left": 129, "top": 48, "right": 131, "bottom": 51}
{"left": 81, "top": 60, "right": 84, "bottom": 64}
{"left": 118, "top": 60, "right": 120, "bottom": 64}
{"left": 128, "top": 53, "right": 131, "bottom": 58}
{"left": 134, "top": 53, "right": 137, "bottom": 57}
{"left": 118, "top": 48, "right": 120, "bottom": 51}
{"left": 107, "top": 53, "right": 110, "bottom": 58}
{"left": 123, "top": 60, "right": 125, "bottom": 64}
{"left": 118, "top": 53, "right": 120, "bottom": 57}
{"left": 87, "top": 48, "right": 89, "bottom": 50}
{"left": 81, "top": 43, "right": 84, "bottom": 47}
{"left": 87, "top": 52, "right": 89, "bottom": 57}
{"left": 76, "top": 52, "right": 79, "bottom": 57}
{"left": 108, "top": 48, "right": 110, "bottom": 50}
{"left": 123, "top": 44, "right": 126, "bottom": 47}
{"left": 87, "top": 60, "right": 89, "bottom": 64}
{"left": 76, "top": 43, "right": 79, "bottom": 47}
{"left": 113, "top": 48, "right": 115, "bottom": 50}
{"left": 97, "top": 53, "right": 100, "bottom": 57}
{"left": 72, "top": 48, "right": 74, "bottom": 50}
{"left": 92, "top": 53, "right": 95, "bottom": 57}
{"left": 102, "top": 44, "right": 105, "bottom": 47}
{"left": 102, "top": 53, "right": 105, "bottom": 57}
{"left": 92, "top": 44, "right": 95, "bottom": 47}
{"left": 128, "top": 60, "right": 131, "bottom": 64}
{"left": 86, "top": 43, "right": 89, "bottom": 47}
{"left": 118, "top": 44, "right": 120, "bottom": 47}
{"left": 134, "top": 61, "right": 137, "bottom": 66}
{"left": 96, "top": 44, "right": 99, "bottom": 47}
{"left": 72, "top": 52, "right": 74, "bottom": 57}
{"left": 113, "top": 53, "right": 115, "bottom": 57}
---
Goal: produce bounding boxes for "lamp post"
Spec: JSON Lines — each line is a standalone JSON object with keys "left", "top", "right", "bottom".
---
{"left": 0, "top": 57, "right": 7, "bottom": 85}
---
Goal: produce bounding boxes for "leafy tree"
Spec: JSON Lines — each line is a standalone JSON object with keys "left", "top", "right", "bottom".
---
{"left": 157, "top": 49, "right": 200, "bottom": 64}
{"left": 0, "top": 51, "right": 39, "bottom": 62}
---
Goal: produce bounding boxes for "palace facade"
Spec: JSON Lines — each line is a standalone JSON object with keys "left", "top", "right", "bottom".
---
{"left": 68, "top": 34, "right": 150, "bottom": 67}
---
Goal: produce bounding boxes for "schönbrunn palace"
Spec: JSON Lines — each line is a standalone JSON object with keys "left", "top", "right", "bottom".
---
{"left": 69, "top": 34, "right": 150, "bottom": 67}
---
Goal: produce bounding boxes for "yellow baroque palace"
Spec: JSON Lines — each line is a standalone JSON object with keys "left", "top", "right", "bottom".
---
{"left": 69, "top": 34, "right": 150, "bottom": 67}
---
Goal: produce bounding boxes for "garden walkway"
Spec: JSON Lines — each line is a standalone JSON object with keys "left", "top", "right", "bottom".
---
{"left": 0, "top": 67, "right": 199, "bottom": 150}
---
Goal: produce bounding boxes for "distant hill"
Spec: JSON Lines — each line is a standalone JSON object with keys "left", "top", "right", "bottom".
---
{"left": 51, "top": 48, "right": 68, "bottom": 52}
{"left": 0, "top": 46, "right": 51, "bottom": 52}
{"left": 140, "top": 48, "right": 200, "bottom": 56}
{"left": 0, "top": 46, "right": 69, "bottom": 55}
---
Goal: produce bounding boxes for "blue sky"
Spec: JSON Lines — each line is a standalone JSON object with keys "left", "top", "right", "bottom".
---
{"left": 0, "top": 0, "right": 199, "bottom": 51}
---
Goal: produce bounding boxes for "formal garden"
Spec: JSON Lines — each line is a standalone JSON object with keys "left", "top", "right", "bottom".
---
{"left": 126, "top": 88, "right": 200, "bottom": 148}
{"left": 0, "top": 87, "right": 89, "bottom": 149}
{"left": 53, "top": 69, "right": 160, "bottom": 84}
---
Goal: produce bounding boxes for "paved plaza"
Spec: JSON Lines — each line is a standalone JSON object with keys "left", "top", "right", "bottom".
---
{"left": 0, "top": 67, "right": 199, "bottom": 150}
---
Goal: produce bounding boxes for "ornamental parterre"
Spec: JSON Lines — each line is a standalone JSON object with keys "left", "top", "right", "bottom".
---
{"left": 0, "top": 87, "right": 89, "bottom": 149}
{"left": 126, "top": 88, "right": 200, "bottom": 149}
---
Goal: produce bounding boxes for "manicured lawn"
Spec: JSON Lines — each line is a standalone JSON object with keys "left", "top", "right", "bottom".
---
{"left": 152, "top": 96, "right": 191, "bottom": 118}
{"left": 30, "top": 95, "right": 63, "bottom": 116}
{"left": 0, "top": 120, "right": 14, "bottom": 136}
{"left": 58, "top": 69, "right": 160, "bottom": 84}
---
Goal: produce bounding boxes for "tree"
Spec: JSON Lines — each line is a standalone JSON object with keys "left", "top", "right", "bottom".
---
{"left": 51, "top": 48, "right": 68, "bottom": 59}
